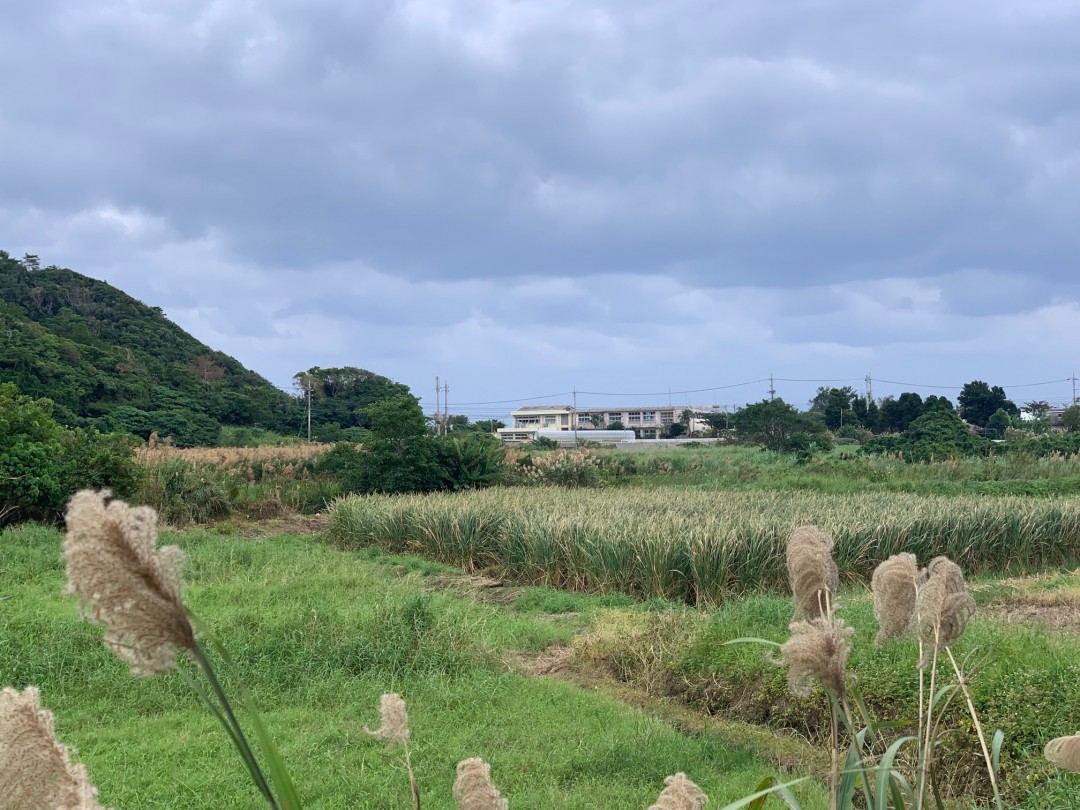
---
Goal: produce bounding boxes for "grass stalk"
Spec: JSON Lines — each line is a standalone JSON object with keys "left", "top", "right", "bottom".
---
{"left": 945, "top": 647, "right": 1002, "bottom": 809}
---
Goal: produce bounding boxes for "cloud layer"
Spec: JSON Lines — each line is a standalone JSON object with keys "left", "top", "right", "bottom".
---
{"left": 3, "top": 1, "right": 1079, "bottom": 417}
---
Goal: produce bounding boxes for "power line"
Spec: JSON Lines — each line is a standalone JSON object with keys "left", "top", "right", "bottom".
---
{"left": 578, "top": 379, "right": 768, "bottom": 397}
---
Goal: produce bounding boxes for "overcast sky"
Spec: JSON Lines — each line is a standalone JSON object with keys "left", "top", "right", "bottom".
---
{"left": 4, "top": 0, "right": 1080, "bottom": 422}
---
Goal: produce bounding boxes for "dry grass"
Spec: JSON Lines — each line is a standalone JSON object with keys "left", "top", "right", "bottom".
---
{"left": 137, "top": 443, "right": 328, "bottom": 467}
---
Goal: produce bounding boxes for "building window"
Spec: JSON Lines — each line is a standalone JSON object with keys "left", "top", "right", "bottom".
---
{"left": 516, "top": 417, "right": 539, "bottom": 426}
{"left": 643, "top": 411, "right": 657, "bottom": 422}
{"left": 608, "top": 413, "right": 622, "bottom": 422}
{"left": 577, "top": 414, "right": 593, "bottom": 424}
{"left": 660, "top": 411, "right": 674, "bottom": 424}
{"left": 627, "top": 412, "right": 642, "bottom": 423}
{"left": 543, "top": 416, "right": 557, "bottom": 426}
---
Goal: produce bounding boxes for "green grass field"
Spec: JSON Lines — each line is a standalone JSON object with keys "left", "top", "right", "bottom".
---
{"left": 1, "top": 523, "right": 829, "bottom": 809}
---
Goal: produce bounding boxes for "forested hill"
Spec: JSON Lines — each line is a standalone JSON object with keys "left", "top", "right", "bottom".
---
{"left": 0, "top": 251, "right": 301, "bottom": 444}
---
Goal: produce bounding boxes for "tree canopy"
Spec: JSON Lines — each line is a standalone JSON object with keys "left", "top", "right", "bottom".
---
{"left": 732, "top": 398, "right": 831, "bottom": 454}
{"left": 958, "top": 380, "right": 1018, "bottom": 427}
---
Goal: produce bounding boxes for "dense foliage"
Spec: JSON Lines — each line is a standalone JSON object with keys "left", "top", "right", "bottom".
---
{"left": 731, "top": 398, "right": 832, "bottom": 456}
{"left": 316, "top": 395, "right": 507, "bottom": 495}
{"left": 861, "top": 409, "right": 990, "bottom": 461}
{"left": 0, "top": 251, "right": 301, "bottom": 444}
{"left": 0, "top": 383, "right": 141, "bottom": 526}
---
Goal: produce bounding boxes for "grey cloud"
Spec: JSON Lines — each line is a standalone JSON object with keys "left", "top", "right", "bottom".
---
{"left": 6, "top": 0, "right": 1080, "bottom": 289}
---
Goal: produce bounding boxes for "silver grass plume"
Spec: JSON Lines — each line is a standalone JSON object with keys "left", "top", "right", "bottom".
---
{"left": 908, "top": 556, "right": 975, "bottom": 668}
{"left": 453, "top": 758, "right": 509, "bottom": 810}
{"left": 786, "top": 525, "right": 840, "bottom": 620}
{"left": 0, "top": 686, "right": 107, "bottom": 810}
{"left": 647, "top": 772, "right": 709, "bottom": 810}
{"left": 1045, "top": 733, "right": 1080, "bottom": 773}
{"left": 871, "top": 552, "right": 918, "bottom": 646}
{"left": 364, "top": 693, "right": 410, "bottom": 748}
{"left": 63, "top": 490, "right": 196, "bottom": 677}
{"left": 780, "top": 617, "right": 854, "bottom": 698}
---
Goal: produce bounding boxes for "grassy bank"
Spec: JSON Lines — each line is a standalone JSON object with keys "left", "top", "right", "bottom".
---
{"left": 326, "top": 488, "right": 1080, "bottom": 603}
{"left": 573, "top": 573, "right": 1080, "bottom": 806}
{"left": 0, "top": 523, "right": 827, "bottom": 808}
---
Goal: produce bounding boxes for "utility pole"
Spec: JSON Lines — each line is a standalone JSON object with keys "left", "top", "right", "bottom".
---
{"left": 443, "top": 380, "right": 449, "bottom": 435}
{"left": 304, "top": 376, "right": 313, "bottom": 442}
{"left": 865, "top": 372, "right": 873, "bottom": 409}
{"left": 572, "top": 387, "right": 578, "bottom": 446}
{"left": 1073, "top": 373, "right": 1077, "bottom": 405}
{"left": 435, "top": 376, "right": 441, "bottom": 436}
{"left": 768, "top": 374, "right": 776, "bottom": 401}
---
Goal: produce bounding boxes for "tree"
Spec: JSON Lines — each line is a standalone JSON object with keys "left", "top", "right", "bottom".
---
{"left": 1025, "top": 400, "right": 1051, "bottom": 418}
{"left": 923, "top": 395, "right": 954, "bottom": 413}
{"left": 473, "top": 419, "right": 506, "bottom": 433}
{"left": 878, "top": 392, "right": 925, "bottom": 433}
{"left": 0, "top": 383, "right": 140, "bottom": 526}
{"left": 362, "top": 395, "right": 428, "bottom": 439}
{"left": 958, "top": 381, "right": 1018, "bottom": 427}
{"left": 985, "top": 408, "right": 1011, "bottom": 439}
{"left": 732, "top": 398, "right": 830, "bottom": 453}
{"left": 863, "top": 409, "right": 989, "bottom": 462}
{"left": 1062, "top": 405, "right": 1080, "bottom": 433}
{"left": 292, "top": 366, "right": 411, "bottom": 432}
{"left": 607, "top": 421, "right": 625, "bottom": 430}
{"left": 664, "top": 422, "right": 687, "bottom": 438}
{"left": 809, "top": 386, "right": 862, "bottom": 431}
{"left": 188, "top": 354, "right": 225, "bottom": 383}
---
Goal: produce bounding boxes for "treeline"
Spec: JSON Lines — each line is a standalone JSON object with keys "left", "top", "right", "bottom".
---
{"left": 718, "top": 382, "right": 1080, "bottom": 462}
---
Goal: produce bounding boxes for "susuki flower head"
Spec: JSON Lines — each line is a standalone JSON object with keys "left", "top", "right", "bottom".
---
{"left": 364, "top": 693, "right": 410, "bottom": 748}
{"left": 780, "top": 616, "right": 854, "bottom": 698}
{"left": 0, "top": 686, "right": 107, "bottom": 809}
{"left": 647, "top": 772, "right": 708, "bottom": 810}
{"left": 786, "top": 525, "right": 840, "bottom": 620}
{"left": 63, "top": 490, "right": 196, "bottom": 677}
{"left": 453, "top": 758, "right": 509, "bottom": 810}
{"left": 908, "top": 556, "right": 975, "bottom": 668}
{"left": 1044, "top": 732, "right": 1080, "bottom": 773}
{"left": 871, "top": 553, "right": 919, "bottom": 646}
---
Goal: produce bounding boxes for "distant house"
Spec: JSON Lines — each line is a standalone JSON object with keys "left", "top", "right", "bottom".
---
{"left": 496, "top": 404, "right": 717, "bottom": 443}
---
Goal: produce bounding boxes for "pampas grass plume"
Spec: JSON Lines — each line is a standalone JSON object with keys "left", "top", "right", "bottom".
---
{"left": 453, "top": 758, "right": 509, "bottom": 810}
{"left": 871, "top": 552, "right": 918, "bottom": 645}
{"left": 63, "top": 490, "right": 195, "bottom": 677}
{"left": 909, "top": 556, "right": 975, "bottom": 667}
{"left": 647, "top": 772, "right": 708, "bottom": 810}
{"left": 787, "top": 525, "right": 839, "bottom": 620}
{"left": 780, "top": 617, "right": 853, "bottom": 698}
{"left": 364, "top": 693, "right": 410, "bottom": 748}
{"left": 1044, "top": 733, "right": 1080, "bottom": 773}
{"left": 0, "top": 686, "right": 107, "bottom": 810}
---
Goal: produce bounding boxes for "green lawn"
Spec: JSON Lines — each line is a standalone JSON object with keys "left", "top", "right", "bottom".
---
{"left": 1, "top": 523, "right": 827, "bottom": 809}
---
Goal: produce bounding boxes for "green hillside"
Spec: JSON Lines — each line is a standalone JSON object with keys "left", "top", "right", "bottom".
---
{"left": 0, "top": 251, "right": 301, "bottom": 445}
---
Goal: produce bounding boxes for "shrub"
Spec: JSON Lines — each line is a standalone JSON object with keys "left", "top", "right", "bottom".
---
{"left": 0, "top": 383, "right": 141, "bottom": 526}
{"left": 514, "top": 450, "right": 603, "bottom": 487}
{"left": 862, "top": 410, "right": 989, "bottom": 462}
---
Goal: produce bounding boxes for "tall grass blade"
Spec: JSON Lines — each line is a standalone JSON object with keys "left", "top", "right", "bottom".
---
{"left": 874, "top": 736, "right": 916, "bottom": 810}
{"left": 711, "top": 778, "right": 809, "bottom": 810}
{"left": 746, "top": 776, "right": 801, "bottom": 810}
